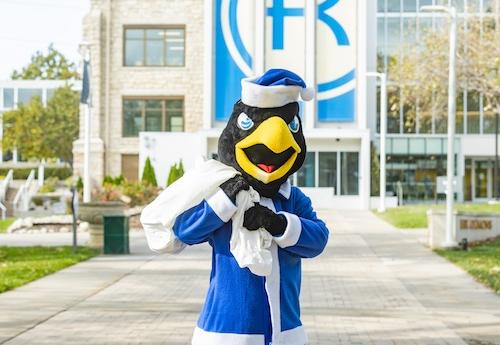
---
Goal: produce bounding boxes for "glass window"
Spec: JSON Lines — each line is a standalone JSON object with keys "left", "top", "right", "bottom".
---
{"left": 377, "top": 18, "right": 386, "bottom": 72}
{"left": 47, "top": 88, "right": 55, "bottom": 101}
{"left": 387, "top": 0, "right": 401, "bottom": 12}
{"left": 319, "top": 152, "right": 337, "bottom": 189}
{"left": 166, "top": 29, "right": 185, "bottom": 66}
{"left": 403, "top": 92, "right": 416, "bottom": 134}
{"left": 124, "top": 27, "right": 185, "bottom": 67}
{"left": 166, "top": 99, "right": 184, "bottom": 131}
{"left": 123, "top": 98, "right": 184, "bottom": 137}
{"left": 387, "top": 85, "right": 401, "bottom": 133}
{"left": 145, "top": 29, "right": 165, "bottom": 66}
{"left": 483, "top": 97, "right": 496, "bottom": 134}
{"left": 386, "top": 18, "right": 401, "bottom": 58}
{"left": 297, "top": 152, "right": 315, "bottom": 187}
{"left": 18, "top": 88, "right": 42, "bottom": 105}
{"left": 467, "top": 91, "right": 480, "bottom": 134}
{"left": 451, "top": 0, "right": 465, "bottom": 12}
{"left": 456, "top": 91, "right": 464, "bottom": 134}
{"left": 403, "top": 0, "right": 417, "bottom": 12}
{"left": 378, "top": 0, "right": 386, "bottom": 12}
{"left": 483, "top": 0, "right": 496, "bottom": 12}
{"left": 125, "top": 29, "right": 145, "bottom": 66}
{"left": 419, "top": 0, "right": 433, "bottom": 8}
{"left": 3, "top": 88, "right": 14, "bottom": 108}
{"left": 123, "top": 100, "right": 144, "bottom": 137}
{"left": 145, "top": 100, "right": 162, "bottom": 131}
{"left": 341, "top": 152, "right": 359, "bottom": 195}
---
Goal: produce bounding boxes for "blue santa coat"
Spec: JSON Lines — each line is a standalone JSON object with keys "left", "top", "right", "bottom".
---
{"left": 173, "top": 182, "right": 329, "bottom": 345}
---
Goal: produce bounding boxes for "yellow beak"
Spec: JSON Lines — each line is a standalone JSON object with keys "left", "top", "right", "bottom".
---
{"left": 235, "top": 116, "right": 301, "bottom": 184}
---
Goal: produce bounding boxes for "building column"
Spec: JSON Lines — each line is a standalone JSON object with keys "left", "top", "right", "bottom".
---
{"left": 203, "top": 0, "right": 214, "bottom": 130}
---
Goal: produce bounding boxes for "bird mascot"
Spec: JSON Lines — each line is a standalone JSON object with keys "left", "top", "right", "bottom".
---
{"left": 141, "top": 69, "right": 329, "bottom": 345}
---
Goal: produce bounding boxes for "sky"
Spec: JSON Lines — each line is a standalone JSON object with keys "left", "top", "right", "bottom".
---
{"left": 0, "top": 0, "right": 90, "bottom": 79}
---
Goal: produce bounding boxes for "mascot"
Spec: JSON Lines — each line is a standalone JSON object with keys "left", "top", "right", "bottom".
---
{"left": 141, "top": 69, "right": 329, "bottom": 345}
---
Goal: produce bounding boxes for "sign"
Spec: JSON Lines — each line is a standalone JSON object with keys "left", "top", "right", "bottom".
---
{"left": 459, "top": 219, "right": 493, "bottom": 230}
{"left": 214, "top": 0, "right": 357, "bottom": 122}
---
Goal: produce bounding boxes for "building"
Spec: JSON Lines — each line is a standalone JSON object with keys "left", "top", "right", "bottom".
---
{"left": 0, "top": 80, "right": 81, "bottom": 162}
{"left": 77, "top": 0, "right": 499, "bottom": 209}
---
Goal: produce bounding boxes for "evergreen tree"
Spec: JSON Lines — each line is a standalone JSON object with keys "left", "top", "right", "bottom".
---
{"left": 142, "top": 157, "right": 158, "bottom": 186}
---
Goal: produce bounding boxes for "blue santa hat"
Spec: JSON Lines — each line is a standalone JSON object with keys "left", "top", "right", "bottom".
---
{"left": 241, "top": 69, "right": 315, "bottom": 108}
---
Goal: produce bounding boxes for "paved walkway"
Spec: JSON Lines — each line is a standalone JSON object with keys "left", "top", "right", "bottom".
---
{"left": 0, "top": 210, "right": 499, "bottom": 345}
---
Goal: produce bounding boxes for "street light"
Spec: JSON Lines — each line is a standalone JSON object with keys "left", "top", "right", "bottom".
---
{"left": 421, "top": 5, "right": 457, "bottom": 247}
{"left": 367, "top": 72, "right": 387, "bottom": 213}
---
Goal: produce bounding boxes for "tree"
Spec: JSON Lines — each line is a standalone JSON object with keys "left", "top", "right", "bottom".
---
{"left": 166, "top": 160, "right": 185, "bottom": 186}
{"left": 2, "top": 86, "right": 79, "bottom": 164}
{"left": 44, "top": 86, "right": 80, "bottom": 164}
{"left": 142, "top": 157, "right": 158, "bottom": 186}
{"left": 11, "top": 44, "right": 79, "bottom": 80}
{"left": 388, "top": 16, "right": 500, "bottom": 132}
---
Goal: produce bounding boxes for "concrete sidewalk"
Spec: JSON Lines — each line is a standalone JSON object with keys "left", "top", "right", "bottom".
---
{"left": 1, "top": 210, "right": 499, "bottom": 345}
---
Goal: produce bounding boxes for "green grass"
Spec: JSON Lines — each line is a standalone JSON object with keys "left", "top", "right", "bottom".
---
{"left": 375, "top": 203, "right": 500, "bottom": 228}
{"left": 0, "top": 218, "right": 15, "bottom": 233}
{"left": 0, "top": 246, "right": 98, "bottom": 293}
{"left": 436, "top": 238, "right": 500, "bottom": 294}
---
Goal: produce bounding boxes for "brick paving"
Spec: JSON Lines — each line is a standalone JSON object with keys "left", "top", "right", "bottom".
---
{"left": 1, "top": 210, "right": 499, "bottom": 345}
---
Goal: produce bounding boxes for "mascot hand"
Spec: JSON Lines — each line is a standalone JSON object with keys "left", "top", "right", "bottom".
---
{"left": 220, "top": 175, "right": 250, "bottom": 204}
{"left": 243, "top": 204, "right": 287, "bottom": 237}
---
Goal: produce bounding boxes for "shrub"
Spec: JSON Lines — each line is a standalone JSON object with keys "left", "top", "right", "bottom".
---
{"left": 0, "top": 166, "right": 72, "bottom": 180}
{"left": 167, "top": 160, "right": 185, "bottom": 186}
{"left": 38, "top": 177, "right": 59, "bottom": 193}
{"left": 141, "top": 157, "right": 157, "bottom": 187}
{"left": 103, "top": 174, "right": 125, "bottom": 186}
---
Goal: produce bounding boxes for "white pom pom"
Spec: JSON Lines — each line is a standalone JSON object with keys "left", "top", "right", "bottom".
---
{"left": 300, "top": 87, "right": 315, "bottom": 101}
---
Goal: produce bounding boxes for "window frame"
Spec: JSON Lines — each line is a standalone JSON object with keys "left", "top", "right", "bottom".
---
{"left": 122, "top": 96, "right": 185, "bottom": 137}
{"left": 123, "top": 25, "right": 186, "bottom": 67}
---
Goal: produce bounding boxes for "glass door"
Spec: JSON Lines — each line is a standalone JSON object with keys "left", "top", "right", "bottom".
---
{"left": 474, "top": 160, "right": 492, "bottom": 200}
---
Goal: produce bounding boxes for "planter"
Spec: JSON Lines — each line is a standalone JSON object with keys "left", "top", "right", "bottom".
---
{"left": 78, "top": 202, "right": 125, "bottom": 249}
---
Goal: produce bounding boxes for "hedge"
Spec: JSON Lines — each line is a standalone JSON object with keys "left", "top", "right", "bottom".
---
{"left": 0, "top": 167, "right": 72, "bottom": 180}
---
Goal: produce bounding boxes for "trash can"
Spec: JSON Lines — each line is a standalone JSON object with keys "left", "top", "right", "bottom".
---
{"left": 103, "top": 215, "right": 130, "bottom": 254}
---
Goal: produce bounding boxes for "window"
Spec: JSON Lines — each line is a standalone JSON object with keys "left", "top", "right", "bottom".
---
{"left": 2, "top": 88, "right": 14, "bottom": 108}
{"left": 18, "top": 88, "right": 42, "bottom": 105}
{"left": 341, "top": 152, "right": 359, "bottom": 195}
{"left": 122, "top": 98, "right": 184, "bottom": 137}
{"left": 387, "top": 0, "right": 400, "bottom": 12}
{"left": 297, "top": 152, "right": 315, "bottom": 187}
{"left": 318, "top": 152, "right": 337, "bottom": 188}
{"left": 467, "top": 91, "right": 480, "bottom": 134}
{"left": 124, "top": 27, "right": 185, "bottom": 67}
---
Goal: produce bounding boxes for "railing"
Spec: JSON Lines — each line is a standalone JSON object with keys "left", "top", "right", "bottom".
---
{"left": 13, "top": 169, "right": 37, "bottom": 214}
{"left": 0, "top": 169, "right": 13, "bottom": 203}
{"left": 0, "top": 202, "right": 6, "bottom": 220}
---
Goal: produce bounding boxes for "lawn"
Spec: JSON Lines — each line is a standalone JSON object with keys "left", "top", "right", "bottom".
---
{"left": 436, "top": 238, "right": 500, "bottom": 294}
{"left": 0, "top": 218, "right": 15, "bottom": 233}
{"left": 0, "top": 246, "right": 98, "bottom": 293}
{"left": 375, "top": 203, "right": 500, "bottom": 228}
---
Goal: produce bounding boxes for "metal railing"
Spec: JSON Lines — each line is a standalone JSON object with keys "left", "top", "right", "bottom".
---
{"left": 0, "top": 169, "right": 14, "bottom": 204}
{"left": 13, "top": 169, "right": 37, "bottom": 214}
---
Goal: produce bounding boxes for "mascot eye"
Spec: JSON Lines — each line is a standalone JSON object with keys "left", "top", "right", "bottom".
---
{"left": 288, "top": 116, "right": 300, "bottom": 133}
{"left": 237, "top": 112, "right": 254, "bottom": 130}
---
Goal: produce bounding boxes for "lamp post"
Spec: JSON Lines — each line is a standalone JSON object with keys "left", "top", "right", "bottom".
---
{"left": 367, "top": 72, "right": 387, "bottom": 213}
{"left": 421, "top": 5, "right": 457, "bottom": 247}
{"left": 79, "top": 42, "right": 92, "bottom": 203}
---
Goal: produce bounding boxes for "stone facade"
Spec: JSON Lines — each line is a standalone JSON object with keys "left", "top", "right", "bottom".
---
{"left": 73, "top": 0, "right": 205, "bottom": 181}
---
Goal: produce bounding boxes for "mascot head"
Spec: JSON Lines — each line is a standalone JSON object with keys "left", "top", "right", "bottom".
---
{"left": 218, "top": 69, "right": 314, "bottom": 198}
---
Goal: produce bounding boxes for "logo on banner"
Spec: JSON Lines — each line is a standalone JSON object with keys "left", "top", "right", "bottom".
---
{"left": 218, "top": 0, "right": 355, "bottom": 121}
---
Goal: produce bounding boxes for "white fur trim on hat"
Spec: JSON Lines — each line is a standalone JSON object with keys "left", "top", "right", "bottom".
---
{"left": 241, "top": 77, "right": 315, "bottom": 108}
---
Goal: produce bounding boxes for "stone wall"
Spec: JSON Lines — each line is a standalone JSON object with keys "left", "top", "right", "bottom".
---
{"left": 74, "top": 0, "right": 205, "bottom": 180}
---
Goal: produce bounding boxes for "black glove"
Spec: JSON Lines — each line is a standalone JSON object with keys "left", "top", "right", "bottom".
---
{"left": 243, "top": 204, "right": 287, "bottom": 237}
{"left": 219, "top": 175, "right": 250, "bottom": 204}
